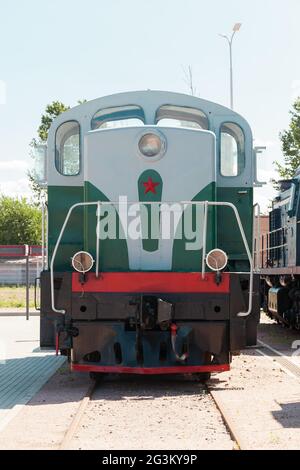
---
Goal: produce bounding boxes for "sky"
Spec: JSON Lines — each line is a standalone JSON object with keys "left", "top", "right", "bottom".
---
{"left": 0, "top": 0, "right": 300, "bottom": 212}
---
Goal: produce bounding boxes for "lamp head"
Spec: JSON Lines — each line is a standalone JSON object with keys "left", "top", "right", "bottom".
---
{"left": 233, "top": 23, "right": 242, "bottom": 32}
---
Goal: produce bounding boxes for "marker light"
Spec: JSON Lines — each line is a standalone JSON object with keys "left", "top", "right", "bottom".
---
{"left": 72, "top": 251, "right": 94, "bottom": 273}
{"left": 138, "top": 133, "right": 162, "bottom": 157}
{"left": 206, "top": 249, "right": 228, "bottom": 272}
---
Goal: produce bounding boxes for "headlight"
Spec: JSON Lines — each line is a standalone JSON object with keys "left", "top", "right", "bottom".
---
{"left": 206, "top": 249, "right": 228, "bottom": 272}
{"left": 138, "top": 133, "right": 162, "bottom": 157}
{"left": 72, "top": 251, "right": 94, "bottom": 273}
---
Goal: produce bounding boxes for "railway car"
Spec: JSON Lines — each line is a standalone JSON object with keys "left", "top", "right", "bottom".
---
{"left": 260, "top": 170, "right": 300, "bottom": 329}
{"left": 35, "top": 90, "right": 261, "bottom": 380}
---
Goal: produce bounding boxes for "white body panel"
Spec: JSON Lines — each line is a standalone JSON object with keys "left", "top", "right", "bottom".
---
{"left": 85, "top": 126, "right": 215, "bottom": 270}
{"left": 47, "top": 90, "right": 254, "bottom": 190}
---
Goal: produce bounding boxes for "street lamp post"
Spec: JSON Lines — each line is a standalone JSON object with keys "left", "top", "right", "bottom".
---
{"left": 219, "top": 23, "right": 242, "bottom": 110}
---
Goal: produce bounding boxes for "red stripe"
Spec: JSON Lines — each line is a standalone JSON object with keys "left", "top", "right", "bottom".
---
{"left": 72, "top": 272, "right": 230, "bottom": 293}
{"left": 71, "top": 364, "right": 230, "bottom": 375}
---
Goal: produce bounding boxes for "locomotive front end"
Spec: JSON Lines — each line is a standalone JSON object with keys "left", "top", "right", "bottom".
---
{"left": 39, "top": 91, "right": 260, "bottom": 380}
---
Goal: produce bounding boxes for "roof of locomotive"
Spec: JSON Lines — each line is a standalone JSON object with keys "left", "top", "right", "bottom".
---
{"left": 49, "top": 90, "right": 252, "bottom": 133}
{"left": 68, "top": 89, "right": 239, "bottom": 114}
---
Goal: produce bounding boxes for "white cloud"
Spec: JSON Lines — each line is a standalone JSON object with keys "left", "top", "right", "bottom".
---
{"left": 0, "top": 178, "right": 32, "bottom": 199}
{"left": 0, "top": 160, "right": 28, "bottom": 170}
{"left": 257, "top": 167, "right": 277, "bottom": 182}
{"left": 254, "top": 170, "right": 278, "bottom": 214}
{"left": 253, "top": 139, "right": 277, "bottom": 149}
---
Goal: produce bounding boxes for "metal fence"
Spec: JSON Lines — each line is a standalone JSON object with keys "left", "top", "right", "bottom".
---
{"left": 0, "top": 245, "right": 43, "bottom": 286}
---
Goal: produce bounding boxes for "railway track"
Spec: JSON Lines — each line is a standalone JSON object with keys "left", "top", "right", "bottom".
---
{"left": 60, "top": 380, "right": 97, "bottom": 450}
{"left": 207, "top": 387, "right": 241, "bottom": 450}
{"left": 59, "top": 340, "right": 300, "bottom": 451}
{"left": 59, "top": 380, "right": 97, "bottom": 450}
{"left": 59, "top": 375, "right": 240, "bottom": 451}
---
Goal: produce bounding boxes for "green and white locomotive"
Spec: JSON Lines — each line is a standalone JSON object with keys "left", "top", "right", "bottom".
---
{"left": 37, "top": 90, "right": 261, "bottom": 380}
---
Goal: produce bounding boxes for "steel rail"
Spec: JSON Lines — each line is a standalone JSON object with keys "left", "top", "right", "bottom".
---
{"left": 208, "top": 386, "right": 241, "bottom": 450}
{"left": 59, "top": 380, "right": 96, "bottom": 450}
{"left": 59, "top": 376, "right": 241, "bottom": 450}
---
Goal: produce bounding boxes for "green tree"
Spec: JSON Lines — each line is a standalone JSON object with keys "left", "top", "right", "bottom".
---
{"left": 275, "top": 97, "right": 300, "bottom": 180}
{"left": 29, "top": 100, "right": 86, "bottom": 200}
{"left": 28, "top": 101, "right": 70, "bottom": 201}
{"left": 0, "top": 196, "right": 42, "bottom": 244}
{"left": 37, "top": 101, "right": 70, "bottom": 143}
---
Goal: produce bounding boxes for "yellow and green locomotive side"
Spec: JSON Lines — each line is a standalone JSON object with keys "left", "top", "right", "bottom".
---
{"left": 40, "top": 91, "right": 260, "bottom": 377}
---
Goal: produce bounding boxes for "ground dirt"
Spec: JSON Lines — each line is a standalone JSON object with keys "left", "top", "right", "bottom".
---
{"left": 0, "top": 313, "right": 300, "bottom": 450}
{"left": 0, "top": 287, "right": 35, "bottom": 308}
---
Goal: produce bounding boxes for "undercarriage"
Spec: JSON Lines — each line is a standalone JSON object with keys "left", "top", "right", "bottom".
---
{"left": 40, "top": 272, "right": 260, "bottom": 375}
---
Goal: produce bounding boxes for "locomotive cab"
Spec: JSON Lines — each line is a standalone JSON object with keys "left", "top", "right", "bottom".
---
{"left": 36, "top": 91, "right": 260, "bottom": 379}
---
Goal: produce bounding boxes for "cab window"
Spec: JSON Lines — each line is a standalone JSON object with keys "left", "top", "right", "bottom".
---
{"left": 220, "top": 123, "right": 245, "bottom": 177}
{"left": 55, "top": 121, "right": 80, "bottom": 176}
{"left": 91, "top": 105, "right": 145, "bottom": 129}
{"left": 156, "top": 105, "right": 208, "bottom": 130}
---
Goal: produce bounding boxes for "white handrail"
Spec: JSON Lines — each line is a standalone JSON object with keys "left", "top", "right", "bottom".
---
{"left": 201, "top": 201, "right": 208, "bottom": 280}
{"left": 50, "top": 200, "right": 254, "bottom": 318}
{"left": 96, "top": 202, "right": 101, "bottom": 278}
{"left": 41, "top": 199, "right": 49, "bottom": 271}
{"left": 50, "top": 202, "right": 96, "bottom": 314}
{"left": 200, "top": 201, "right": 253, "bottom": 318}
{"left": 41, "top": 202, "right": 45, "bottom": 272}
{"left": 45, "top": 202, "right": 49, "bottom": 270}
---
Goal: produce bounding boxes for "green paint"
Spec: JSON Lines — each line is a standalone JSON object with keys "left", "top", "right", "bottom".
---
{"left": 84, "top": 181, "right": 129, "bottom": 271}
{"left": 138, "top": 170, "right": 162, "bottom": 252}
{"left": 172, "top": 182, "right": 216, "bottom": 271}
{"left": 216, "top": 187, "right": 253, "bottom": 271}
{"left": 48, "top": 186, "right": 84, "bottom": 271}
{"left": 47, "top": 183, "right": 252, "bottom": 275}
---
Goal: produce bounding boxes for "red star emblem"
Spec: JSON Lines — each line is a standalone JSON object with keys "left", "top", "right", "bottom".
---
{"left": 143, "top": 177, "right": 160, "bottom": 194}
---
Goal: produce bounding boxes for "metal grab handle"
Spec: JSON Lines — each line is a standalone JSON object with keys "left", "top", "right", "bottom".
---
{"left": 195, "top": 201, "right": 253, "bottom": 318}
{"left": 34, "top": 277, "right": 41, "bottom": 311}
{"left": 41, "top": 201, "right": 49, "bottom": 271}
{"left": 50, "top": 200, "right": 254, "bottom": 317}
{"left": 96, "top": 202, "right": 101, "bottom": 278}
{"left": 226, "top": 202, "right": 254, "bottom": 318}
{"left": 50, "top": 202, "right": 98, "bottom": 314}
{"left": 201, "top": 201, "right": 208, "bottom": 280}
{"left": 41, "top": 203, "right": 45, "bottom": 271}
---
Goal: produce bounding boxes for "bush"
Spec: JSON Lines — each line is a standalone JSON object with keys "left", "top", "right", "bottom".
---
{"left": 0, "top": 196, "right": 42, "bottom": 245}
